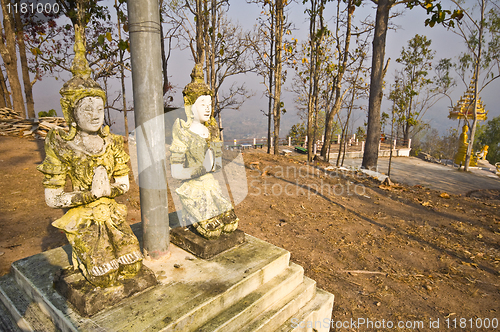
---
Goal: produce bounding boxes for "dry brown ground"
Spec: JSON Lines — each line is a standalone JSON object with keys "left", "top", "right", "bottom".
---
{"left": 1, "top": 136, "right": 499, "bottom": 331}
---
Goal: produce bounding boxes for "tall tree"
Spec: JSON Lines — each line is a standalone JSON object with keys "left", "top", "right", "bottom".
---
{"left": 336, "top": 35, "right": 370, "bottom": 166}
{"left": 393, "top": 34, "right": 435, "bottom": 142}
{"left": 0, "top": 0, "right": 26, "bottom": 117}
{"left": 24, "top": 1, "right": 118, "bottom": 81}
{"left": 320, "top": 0, "right": 357, "bottom": 160}
{"left": 14, "top": 10, "right": 35, "bottom": 118}
{"left": 451, "top": 0, "right": 499, "bottom": 171}
{"left": 0, "top": 65, "right": 11, "bottom": 108}
{"left": 362, "top": 0, "right": 463, "bottom": 169}
{"left": 166, "top": 0, "right": 254, "bottom": 139}
{"left": 115, "top": 0, "right": 130, "bottom": 141}
{"left": 272, "top": 0, "right": 285, "bottom": 155}
{"left": 304, "top": 0, "right": 328, "bottom": 162}
{"left": 248, "top": 0, "right": 276, "bottom": 153}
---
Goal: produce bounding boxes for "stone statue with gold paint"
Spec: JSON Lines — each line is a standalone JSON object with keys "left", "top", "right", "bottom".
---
{"left": 170, "top": 64, "right": 239, "bottom": 240}
{"left": 37, "top": 26, "right": 142, "bottom": 288}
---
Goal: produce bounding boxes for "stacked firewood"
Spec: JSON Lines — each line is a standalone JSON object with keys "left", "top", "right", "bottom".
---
{"left": 0, "top": 107, "right": 68, "bottom": 139}
{"left": 0, "top": 107, "right": 33, "bottom": 136}
{"left": 35, "top": 117, "right": 68, "bottom": 139}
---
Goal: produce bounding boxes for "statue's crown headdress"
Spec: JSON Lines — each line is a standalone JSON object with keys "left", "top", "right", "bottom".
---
{"left": 59, "top": 25, "right": 106, "bottom": 127}
{"left": 182, "top": 63, "right": 212, "bottom": 106}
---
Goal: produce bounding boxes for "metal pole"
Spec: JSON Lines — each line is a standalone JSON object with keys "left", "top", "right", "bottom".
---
{"left": 127, "top": 0, "right": 169, "bottom": 259}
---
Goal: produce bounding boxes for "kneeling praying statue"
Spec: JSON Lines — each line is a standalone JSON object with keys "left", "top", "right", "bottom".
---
{"left": 37, "top": 26, "right": 142, "bottom": 288}
{"left": 170, "top": 64, "right": 239, "bottom": 240}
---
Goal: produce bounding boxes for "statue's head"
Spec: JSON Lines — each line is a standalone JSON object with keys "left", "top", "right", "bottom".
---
{"left": 59, "top": 25, "right": 107, "bottom": 139}
{"left": 192, "top": 95, "right": 212, "bottom": 124}
{"left": 73, "top": 96, "right": 105, "bottom": 133}
{"left": 182, "top": 64, "right": 213, "bottom": 125}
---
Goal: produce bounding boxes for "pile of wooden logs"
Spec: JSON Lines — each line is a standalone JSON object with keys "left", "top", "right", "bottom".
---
{"left": 35, "top": 117, "right": 68, "bottom": 139}
{"left": 0, "top": 107, "right": 68, "bottom": 139}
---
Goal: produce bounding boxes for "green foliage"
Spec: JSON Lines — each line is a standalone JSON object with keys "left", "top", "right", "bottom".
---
{"left": 405, "top": 0, "right": 463, "bottom": 28}
{"left": 23, "top": 0, "right": 123, "bottom": 81}
{"left": 455, "top": 3, "right": 499, "bottom": 85}
{"left": 288, "top": 122, "right": 307, "bottom": 145}
{"left": 380, "top": 112, "right": 389, "bottom": 134}
{"left": 389, "top": 34, "right": 435, "bottom": 140}
{"left": 476, "top": 116, "right": 500, "bottom": 164}
{"left": 355, "top": 126, "right": 365, "bottom": 139}
{"left": 38, "top": 109, "right": 57, "bottom": 118}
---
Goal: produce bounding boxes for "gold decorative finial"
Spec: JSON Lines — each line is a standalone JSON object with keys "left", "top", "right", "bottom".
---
{"left": 182, "top": 63, "right": 212, "bottom": 106}
{"left": 70, "top": 25, "right": 91, "bottom": 79}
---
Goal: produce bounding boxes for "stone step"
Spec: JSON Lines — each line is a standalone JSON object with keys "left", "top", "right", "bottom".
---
{"left": 9, "top": 235, "right": 292, "bottom": 332}
{"left": 0, "top": 296, "right": 23, "bottom": 332}
{"left": 275, "top": 289, "right": 335, "bottom": 332}
{"left": 0, "top": 274, "right": 60, "bottom": 332}
{"left": 241, "top": 276, "right": 317, "bottom": 332}
{"left": 198, "top": 263, "right": 305, "bottom": 332}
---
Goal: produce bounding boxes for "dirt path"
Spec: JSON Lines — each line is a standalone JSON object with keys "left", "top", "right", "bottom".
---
{"left": 1, "top": 137, "right": 499, "bottom": 331}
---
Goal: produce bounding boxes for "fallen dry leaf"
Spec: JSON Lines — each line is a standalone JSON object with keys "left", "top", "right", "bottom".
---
{"left": 461, "top": 261, "right": 479, "bottom": 268}
{"left": 379, "top": 185, "right": 392, "bottom": 191}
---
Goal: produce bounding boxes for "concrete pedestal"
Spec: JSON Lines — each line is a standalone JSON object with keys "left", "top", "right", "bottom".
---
{"left": 53, "top": 265, "right": 158, "bottom": 317}
{"left": 0, "top": 229, "right": 334, "bottom": 332}
{"left": 170, "top": 227, "right": 245, "bottom": 259}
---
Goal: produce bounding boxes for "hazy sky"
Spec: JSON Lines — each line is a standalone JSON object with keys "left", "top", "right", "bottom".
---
{"left": 27, "top": 0, "right": 499, "bottom": 137}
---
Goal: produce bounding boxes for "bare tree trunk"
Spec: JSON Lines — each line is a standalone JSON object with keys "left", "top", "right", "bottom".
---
{"left": 195, "top": 0, "right": 204, "bottom": 64}
{"left": 210, "top": 0, "right": 217, "bottom": 114}
{"left": 103, "top": 77, "right": 112, "bottom": 127}
{"left": 464, "top": 0, "right": 484, "bottom": 171}
{"left": 362, "top": 0, "right": 392, "bottom": 169}
{"left": 306, "top": 0, "right": 317, "bottom": 162}
{"left": 321, "top": 0, "right": 352, "bottom": 158}
{"left": 312, "top": 96, "right": 319, "bottom": 148}
{"left": 267, "top": 0, "right": 274, "bottom": 154}
{"left": 14, "top": 10, "right": 35, "bottom": 118}
{"left": 0, "top": 66, "right": 10, "bottom": 108}
{"left": 341, "top": 91, "right": 356, "bottom": 167}
{"left": 0, "top": 0, "right": 26, "bottom": 117}
{"left": 267, "top": 91, "right": 273, "bottom": 153}
{"left": 116, "top": 0, "right": 129, "bottom": 142}
{"left": 218, "top": 111, "right": 223, "bottom": 141}
{"left": 336, "top": 121, "right": 345, "bottom": 167}
{"left": 203, "top": 0, "right": 210, "bottom": 82}
{"left": 272, "top": 0, "right": 284, "bottom": 155}
{"left": 306, "top": 0, "right": 326, "bottom": 162}
{"left": 160, "top": 21, "right": 167, "bottom": 95}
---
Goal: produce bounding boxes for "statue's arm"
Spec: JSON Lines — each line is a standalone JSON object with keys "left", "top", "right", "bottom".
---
{"left": 44, "top": 174, "right": 129, "bottom": 208}
{"left": 109, "top": 175, "right": 129, "bottom": 197}
{"left": 44, "top": 187, "right": 98, "bottom": 208}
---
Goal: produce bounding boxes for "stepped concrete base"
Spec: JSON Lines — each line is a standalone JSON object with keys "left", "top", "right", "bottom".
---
{"left": 0, "top": 274, "right": 59, "bottom": 332}
{"left": 170, "top": 227, "right": 245, "bottom": 259}
{"left": 54, "top": 264, "right": 158, "bottom": 317}
{"left": 0, "top": 232, "right": 334, "bottom": 332}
